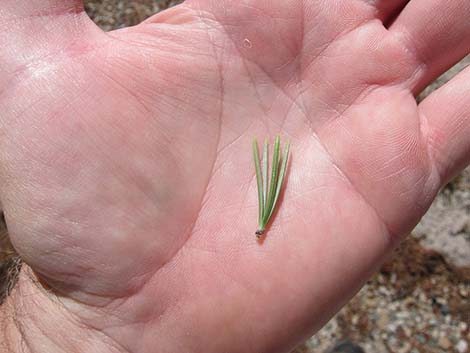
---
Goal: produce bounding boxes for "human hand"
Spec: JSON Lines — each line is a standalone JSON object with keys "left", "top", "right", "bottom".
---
{"left": 1, "top": 1, "right": 470, "bottom": 352}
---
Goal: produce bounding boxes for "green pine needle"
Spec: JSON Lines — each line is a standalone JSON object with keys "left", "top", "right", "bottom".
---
{"left": 253, "top": 136, "right": 290, "bottom": 238}
{"left": 262, "top": 140, "right": 268, "bottom": 210}
{"left": 253, "top": 139, "right": 264, "bottom": 222}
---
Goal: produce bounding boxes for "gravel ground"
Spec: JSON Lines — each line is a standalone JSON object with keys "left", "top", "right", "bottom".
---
{"left": 300, "top": 238, "right": 470, "bottom": 353}
{"left": 84, "top": 0, "right": 183, "bottom": 31}
{"left": 0, "top": 1, "right": 468, "bottom": 352}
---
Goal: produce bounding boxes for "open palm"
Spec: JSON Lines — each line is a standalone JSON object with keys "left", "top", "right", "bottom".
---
{"left": 1, "top": 1, "right": 470, "bottom": 352}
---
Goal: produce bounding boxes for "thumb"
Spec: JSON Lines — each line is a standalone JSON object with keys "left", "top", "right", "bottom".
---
{"left": 0, "top": 0, "right": 100, "bottom": 83}
{"left": 3, "top": 0, "right": 84, "bottom": 16}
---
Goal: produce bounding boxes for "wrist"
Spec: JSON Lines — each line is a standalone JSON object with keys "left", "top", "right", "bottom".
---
{"left": 0, "top": 265, "right": 118, "bottom": 353}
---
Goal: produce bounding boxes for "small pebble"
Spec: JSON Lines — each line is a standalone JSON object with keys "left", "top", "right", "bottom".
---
{"left": 459, "top": 322, "right": 468, "bottom": 331}
{"left": 459, "top": 286, "right": 469, "bottom": 298}
{"left": 416, "top": 334, "right": 426, "bottom": 344}
{"left": 438, "top": 336, "right": 452, "bottom": 350}
{"left": 456, "top": 340, "right": 468, "bottom": 353}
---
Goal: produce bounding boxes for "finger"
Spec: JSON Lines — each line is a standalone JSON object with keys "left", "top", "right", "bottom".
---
{"left": 364, "top": 0, "right": 410, "bottom": 24}
{"left": 419, "top": 62, "right": 470, "bottom": 184}
{"left": 389, "top": 0, "right": 470, "bottom": 93}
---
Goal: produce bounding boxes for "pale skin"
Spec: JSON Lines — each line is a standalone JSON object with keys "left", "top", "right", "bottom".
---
{"left": 0, "top": 0, "right": 470, "bottom": 352}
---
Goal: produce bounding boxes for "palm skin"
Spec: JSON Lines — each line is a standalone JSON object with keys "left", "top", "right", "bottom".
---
{"left": 1, "top": 0, "right": 470, "bottom": 352}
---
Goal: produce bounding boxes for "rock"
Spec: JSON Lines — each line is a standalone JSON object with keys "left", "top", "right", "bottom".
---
{"left": 438, "top": 336, "right": 452, "bottom": 350}
{"left": 376, "top": 313, "right": 389, "bottom": 329}
{"left": 456, "top": 340, "right": 468, "bottom": 353}
{"left": 458, "top": 285, "right": 468, "bottom": 298}
{"left": 459, "top": 322, "right": 468, "bottom": 331}
{"left": 415, "top": 334, "right": 426, "bottom": 344}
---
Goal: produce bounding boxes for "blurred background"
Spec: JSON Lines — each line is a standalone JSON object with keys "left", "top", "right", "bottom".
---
{"left": 0, "top": 1, "right": 468, "bottom": 352}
